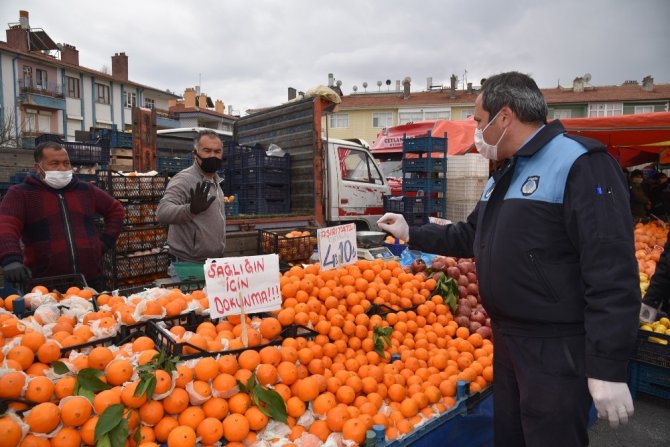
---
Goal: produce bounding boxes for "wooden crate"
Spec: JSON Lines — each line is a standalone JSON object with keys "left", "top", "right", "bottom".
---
{"left": 110, "top": 148, "right": 133, "bottom": 170}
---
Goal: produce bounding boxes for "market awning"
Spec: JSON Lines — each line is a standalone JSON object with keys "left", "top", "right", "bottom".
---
{"left": 371, "top": 119, "right": 476, "bottom": 156}
{"left": 560, "top": 112, "right": 670, "bottom": 167}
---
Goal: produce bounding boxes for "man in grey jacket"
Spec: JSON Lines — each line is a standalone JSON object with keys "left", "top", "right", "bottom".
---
{"left": 157, "top": 130, "right": 227, "bottom": 267}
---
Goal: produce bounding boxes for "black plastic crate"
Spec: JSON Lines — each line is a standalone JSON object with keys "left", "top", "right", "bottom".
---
{"left": 404, "top": 212, "right": 430, "bottom": 226}
{"left": 157, "top": 156, "right": 192, "bottom": 174}
{"left": 148, "top": 321, "right": 318, "bottom": 360}
{"left": 383, "top": 196, "right": 426, "bottom": 214}
{"left": 242, "top": 198, "right": 290, "bottom": 215}
{"left": 155, "top": 279, "right": 207, "bottom": 293}
{"left": 60, "top": 334, "right": 118, "bottom": 357}
{"left": 25, "top": 274, "right": 88, "bottom": 294}
{"left": 103, "top": 250, "right": 170, "bottom": 282}
{"left": 95, "top": 128, "right": 133, "bottom": 149}
{"left": 258, "top": 228, "right": 317, "bottom": 262}
{"left": 635, "top": 329, "right": 670, "bottom": 368}
{"left": 123, "top": 202, "right": 159, "bottom": 226}
{"left": 114, "top": 226, "right": 167, "bottom": 254}
{"left": 118, "top": 311, "right": 200, "bottom": 340}
{"left": 97, "top": 171, "right": 167, "bottom": 200}
{"left": 243, "top": 150, "right": 290, "bottom": 170}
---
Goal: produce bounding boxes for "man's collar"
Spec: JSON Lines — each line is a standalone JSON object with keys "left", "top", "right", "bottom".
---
{"left": 515, "top": 120, "right": 565, "bottom": 157}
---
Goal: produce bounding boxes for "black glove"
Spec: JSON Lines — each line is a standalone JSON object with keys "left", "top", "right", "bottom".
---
{"left": 3, "top": 261, "right": 32, "bottom": 285}
{"left": 189, "top": 181, "right": 216, "bottom": 214}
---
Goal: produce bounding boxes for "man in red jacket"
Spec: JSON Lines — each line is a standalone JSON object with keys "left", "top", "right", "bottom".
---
{"left": 0, "top": 141, "right": 124, "bottom": 290}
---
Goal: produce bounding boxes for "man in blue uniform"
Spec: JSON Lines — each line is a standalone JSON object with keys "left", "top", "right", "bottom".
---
{"left": 379, "top": 72, "right": 640, "bottom": 446}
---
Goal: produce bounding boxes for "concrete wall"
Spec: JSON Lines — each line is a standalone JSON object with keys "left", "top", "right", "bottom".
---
{"left": 0, "top": 147, "right": 35, "bottom": 182}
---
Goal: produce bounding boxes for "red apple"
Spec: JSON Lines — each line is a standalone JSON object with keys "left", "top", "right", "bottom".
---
{"left": 458, "top": 275, "right": 469, "bottom": 287}
{"left": 476, "top": 326, "right": 492, "bottom": 339}
{"left": 469, "top": 321, "right": 482, "bottom": 333}
{"left": 446, "top": 266, "right": 461, "bottom": 280}
{"left": 467, "top": 283, "right": 479, "bottom": 296}
{"left": 455, "top": 315, "right": 470, "bottom": 327}
{"left": 466, "top": 272, "right": 478, "bottom": 283}
{"left": 470, "top": 310, "right": 487, "bottom": 324}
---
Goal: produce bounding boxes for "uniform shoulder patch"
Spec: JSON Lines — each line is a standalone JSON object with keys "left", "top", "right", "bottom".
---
{"left": 521, "top": 176, "right": 540, "bottom": 196}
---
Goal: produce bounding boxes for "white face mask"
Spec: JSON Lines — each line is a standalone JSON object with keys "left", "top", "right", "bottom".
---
{"left": 474, "top": 110, "right": 507, "bottom": 160}
{"left": 42, "top": 169, "right": 73, "bottom": 189}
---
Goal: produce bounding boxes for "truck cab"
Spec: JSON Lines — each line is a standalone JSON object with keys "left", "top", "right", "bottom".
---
{"left": 325, "top": 138, "right": 390, "bottom": 230}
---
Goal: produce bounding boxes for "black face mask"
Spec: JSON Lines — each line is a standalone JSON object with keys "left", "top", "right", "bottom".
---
{"left": 194, "top": 153, "right": 222, "bottom": 173}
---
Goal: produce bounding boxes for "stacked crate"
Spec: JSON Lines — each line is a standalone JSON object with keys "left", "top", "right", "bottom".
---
{"left": 446, "top": 154, "right": 490, "bottom": 222}
{"left": 226, "top": 145, "right": 291, "bottom": 215}
{"left": 35, "top": 133, "right": 110, "bottom": 167}
{"left": 399, "top": 132, "right": 447, "bottom": 224}
{"left": 96, "top": 171, "right": 169, "bottom": 290}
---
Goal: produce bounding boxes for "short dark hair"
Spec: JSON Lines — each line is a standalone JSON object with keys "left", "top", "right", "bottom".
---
{"left": 34, "top": 141, "right": 65, "bottom": 163}
{"left": 193, "top": 130, "right": 221, "bottom": 149}
{"left": 480, "top": 71, "right": 548, "bottom": 124}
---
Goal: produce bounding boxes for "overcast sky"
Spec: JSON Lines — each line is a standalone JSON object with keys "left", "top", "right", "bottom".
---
{"left": 2, "top": 0, "right": 668, "bottom": 115}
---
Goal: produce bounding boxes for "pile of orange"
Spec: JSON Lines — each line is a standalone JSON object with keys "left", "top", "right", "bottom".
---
{"left": 634, "top": 221, "right": 668, "bottom": 278}
{"left": 0, "top": 259, "right": 493, "bottom": 446}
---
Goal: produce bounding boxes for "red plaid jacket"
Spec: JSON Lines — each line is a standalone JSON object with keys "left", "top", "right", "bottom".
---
{"left": 0, "top": 174, "right": 124, "bottom": 283}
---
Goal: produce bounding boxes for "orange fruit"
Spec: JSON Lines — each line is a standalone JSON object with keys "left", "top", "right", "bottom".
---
{"left": 60, "top": 396, "right": 92, "bottom": 426}
{"left": 0, "top": 416, "right": 22, "bottom": 447}
{"left": 237, "top": 350, "right": 261, "bottom": 371}
{"left": 54, "top": 376, "right": 76, "bottom": 399}
{"left": 93, "top": 389, "right": 121, "bottom": 415}
{"left": 194, "top": 357, "right": 219, "bottom": 381}
{"left": 139, "top": 400, "right": 165, "bottom": 426}
{"left": 21, "top": 331, "right": 46, "bottom": 353}
{"left": 121, "top": 380, "right": 148, "bottom": 408}
{"left": 154, "top": 369, "right": 172, "bottom": 395}
{"left": 222, "top": 413, "right": 249, "bottom": 442}
{"left": 197, "top": 417, "right": 224, "bottom": 445}
{"left": 326, "top": 405, "right": 350, "bottom": 432}
{"left": 166, "top": 425, "right": 196, "bottom": 447}
{"left": 24, "top": 376, "right": 54, "bottom": 403}
{"left": 245, "top": 406, "right": 269, "bottom": 431}
{"left": 202, "top": 397, "right": 229, "bottom": 420}
{"left": 6, "top": 345, "right": 34, "bottom": 370}
{"left": 88, "top": 346, "right": 114, "bottom": 370}
{"left": 228, "top": 393, "right": 251, "bottom": 415}
{"left": 105, "top": 359, "right": 133, "bottom": 386}
{"left": 17, "top": 433, "right": 51, "bottom": 446}
{"left": 49, "top": 426, "right": 82, "bottom": 447}
{"left": 25, "top": 402, "right": 60, "bottom": 433}
{"left": 0, "top": 371, "right": 26, "bottom": 399}
{"left": 178, "top": 406, "right": 206, "bottom": 430}
{"left": 342, "top": 417, "right": 367, "bottom": 444}
{"left": 259, "top": 317, "right": 282, "bottom": 340}
{"left": 154, "top": 416, "right": 179, "bottom": 443}
{"left": 162, "top": 388, "right": 190, "bottom": 415}
{"left": 308, "top": 419, "right": 331, "bottom": 442}
{"left": 286, "top": 396, "right": 306, "bottom": 418}
{"left": 79, "top": 416, "right": 98, "bottom": 446}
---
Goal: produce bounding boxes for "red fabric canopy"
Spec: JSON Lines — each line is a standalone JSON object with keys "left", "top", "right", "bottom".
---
{"left": 560, "top": 112, "right": 670, "bottom": 167}
{"left": 371, "top": 119, "right": 477, "bottom": 156}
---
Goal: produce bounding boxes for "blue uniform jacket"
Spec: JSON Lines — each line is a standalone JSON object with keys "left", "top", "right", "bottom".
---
{"left": 409, "top": 120, "right": 641, "bottom": 381}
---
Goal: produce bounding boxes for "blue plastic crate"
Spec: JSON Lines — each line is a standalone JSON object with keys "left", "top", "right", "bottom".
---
{"left": 96, "top": 128, "right": 133, "bottom": 148}
{"left": 157, "top": 155, "right": 192, "bottom": 173}
{"left": 383, "top": 195, "right": 426, "bottom": 214}
{"left": 402, "top": 177, "right": 446, "bottom": 193}
{"left": 426, "top": 197, "right": 446, "bottom": 214}
{"left": 402, "top": 156, "right": 447, "bottom": 173}
{"left": 238, "top": 183, "right": 290, "bottom": 201}
{"left": 402, "top": 134, "right": 448, "bottom": 153}
{"left": 241, "top": 198, "right": 290, "bottom": 214}
{"left": 628, "top": 360, "right": 670, "bottom": 400}
{"left": 243, "top": 150, "right": 290, "bottom": 170}
{"left": 231, "top": 167, "right": 290, "bottom": 186}
{"left": 635, "top": 329, "right": 670, "bottom": 368}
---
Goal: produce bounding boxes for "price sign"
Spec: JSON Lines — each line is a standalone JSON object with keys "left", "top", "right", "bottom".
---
{"left": 317, "top": 223, "right": 358, "bottom": 271}
{"left": 204, "top": 254, "right": 281, "bottom": 319}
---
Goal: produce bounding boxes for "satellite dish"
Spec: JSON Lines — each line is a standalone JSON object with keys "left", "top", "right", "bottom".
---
{"left": 583, "top": 73, "right": 592, "bottom": 83}
{"left": 386, "top": 79, "right": 391, "bottom": 86}
{"left": 352, "top": 85, "right": 358, "bottom": 92}
{"left": 377, "top": 81, "right": 382, "bottom": 87}
{"left": 336, "top": 80, "right": 342, "bottom": 87}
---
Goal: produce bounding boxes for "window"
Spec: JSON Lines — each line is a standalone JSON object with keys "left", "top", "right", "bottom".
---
{"left": 424, "top": 110, "right": 451, "bottom": 120}
{"left": 588, "top": 103, "right": 622, "bottom": 117}
{"left": 338, "top": 147, "right": 384, "bottom": 185}
{"left": 67, "top": 77, "right": 80, "bottom": 99}
{"left": 144, "top": 98, "right": 155, "bottom": 109}
{"left": 124, "top": 91, "right": 137, "bottom": 108}
{"left": 36, "top": 69, "right": 47, "bottom": 90}
{"left": 553, "top": 109, "right": 572, "bottom": 119}
{"left": 460, "top": 109, "right": 475, "bottom": 119}
{"left": 399, "top": 112, "right": 423, "bottom": 125}
{"left": 372, "top": 112, "right": 393, "bottom": 128}
{"left": 634, "top": 105, "right": 654, "bottom": 114}
{"left": 399, "top": 108, "right": 451, "bottom": 124}
{"left": 329, "top": 113, "right": 349, "bottom": 129}
{"left": 23, "top": 66, "right": 32, "bottom": 87}
{"left": 96, "top": 84, "right": 110, "bottom": 104}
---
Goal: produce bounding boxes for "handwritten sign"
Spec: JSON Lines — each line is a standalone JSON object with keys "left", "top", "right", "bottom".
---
{"left": 204, "top": 254, "right": 281, "bottom": 319}
{"left": 317, "top": 223, "right": 358, "bottom": 271}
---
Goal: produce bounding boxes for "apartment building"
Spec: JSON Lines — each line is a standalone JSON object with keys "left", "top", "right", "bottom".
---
{"left": 326, "top": 74, "right": 670, "bottom": 145}
{"left": 0, "top": 10, "right": 180, "bottom": 144}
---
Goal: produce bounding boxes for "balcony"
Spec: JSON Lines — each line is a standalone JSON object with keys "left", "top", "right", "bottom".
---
{"left": 155, "top": 107, "right": 181, "bottom": 129}
{"left": 18, "top": 80, "right": 66, "bottom": 110}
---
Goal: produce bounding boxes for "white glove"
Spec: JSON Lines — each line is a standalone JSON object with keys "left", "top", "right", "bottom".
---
{"left": 377, "top": 213, "right": 410, "bottom": 243}
{"left": 639, "top": 302, "right": 658, "bottom": 324}
{"left": 587, "top": 378, "right": 634, "bottom": 427}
